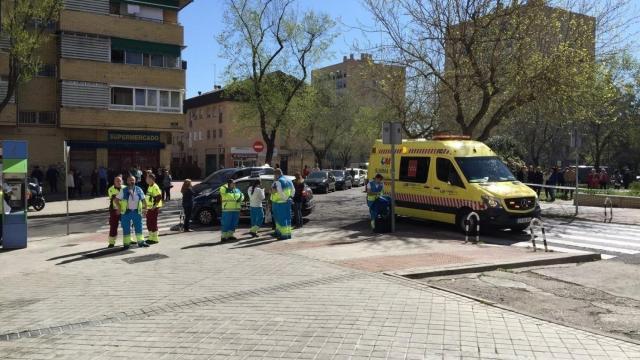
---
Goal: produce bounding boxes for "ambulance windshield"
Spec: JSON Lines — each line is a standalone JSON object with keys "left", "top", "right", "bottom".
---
{"left": 455, "top": 156, "right": 516, "bottom": 183}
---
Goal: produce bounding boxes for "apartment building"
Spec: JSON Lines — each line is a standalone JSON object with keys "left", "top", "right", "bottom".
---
{"left": 0, "top": 0, "right": 191, "bottom": 180}
{"left": 175, "top": 88, "right": 309, "bottom": 177}
{"left": 311, "top": 53, "right": 406, "bottom": 109}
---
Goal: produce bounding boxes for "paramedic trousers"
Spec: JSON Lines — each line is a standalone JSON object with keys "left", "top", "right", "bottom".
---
{"left": 121, "top": 209, "right": 144, "bottom": 245}
{"left": 272, "top": 201, "right": 292, "bottom": 240}
{"left": 367, "top": 200, "right": 377, "bottom": 229}
{"left": 221, "top": 210, "right": 240, "bottom": 240}
{"left": 146, "top": 208, "right": 160, "bottom": 243}
{"left": 249, "top": 207, "right": 264, "bottom": 234}
{"left": 108, "top": 209, "right": 121, "bottom": 245}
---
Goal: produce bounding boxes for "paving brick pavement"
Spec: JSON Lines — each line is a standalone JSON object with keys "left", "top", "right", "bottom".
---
{"left": 1, "top": 229, "right": 640, "bottom": 359}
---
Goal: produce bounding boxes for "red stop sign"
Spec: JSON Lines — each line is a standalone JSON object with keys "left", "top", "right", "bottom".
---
{"left": 253, "top": 141, "right": 265, "bottom": 153}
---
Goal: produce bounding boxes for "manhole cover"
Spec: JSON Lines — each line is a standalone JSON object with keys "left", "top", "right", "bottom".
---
{"left": 122, "top": 253, "right": 169, "bottom": 264}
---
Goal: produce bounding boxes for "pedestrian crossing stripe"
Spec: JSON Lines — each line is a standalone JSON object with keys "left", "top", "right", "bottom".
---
{"left": 512, "top": 243, "right": 616, "bottom": 260}
{"left": 540, "top": 232, "right": 640, "bottom": 249}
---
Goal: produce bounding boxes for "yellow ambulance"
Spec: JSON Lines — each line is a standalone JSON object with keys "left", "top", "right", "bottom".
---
{"left": 368, "top": 135, "right": 540, "bottom": 232}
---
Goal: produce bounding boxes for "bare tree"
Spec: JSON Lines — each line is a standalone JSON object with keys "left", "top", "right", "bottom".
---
{"left": 218, "top": 0, "right": 336, "bottom": 164}
{"left": 362, "top": 0, "right": 637, "bottom": 140}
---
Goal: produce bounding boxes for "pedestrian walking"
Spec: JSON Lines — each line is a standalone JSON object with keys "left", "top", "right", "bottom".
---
{"left": 366, "top": 174, "right": 384, "bottom": 230}
{"left": 67, "top": 169, "right": 75, "bottom": 198}
{"left": 75, "top": 170, "right": 83, "bottom": 197}
{"left": 564, "top": 167, "right": 576, "bottom": 199}
{"left": 46, "top": 165, "right": 59, "bottom": 193}
{"left": 247, "top": 179, "right": 265, "bottom": 237}
{"left": 219, "top": 179, "right": 244, "bottom": 242}
{"left": 145, "top": 174, "right": 163, "bottom": 244}
{"left": 107, "top": 176, "right": 124, "bottom": 248}
{"left": 116, "top": 176, "right": 149, "bottom": 249}
{"left": 302, "top": 165, "right": 310, "bottom": 178}
{"left": 30, "top": 166, "right": 44, "bottom": 184}
{"left": 91, "top": 169, "right": 99, "bottom": 197}
{"left": 98, "top": 166, "right": 108, "bottom": 196}
{"left": 587, "top": 168, "right": 598, "bottom": 189}
{"left": 162, "top": 169, "right": 173, "bottom": 201}
{"left": 181, "top": 179, "right": 194, "bottom": 232}
{"left": 599, "top": 169, "right": 609, "bottom": 190}
{"left": 270, "top": 169, "right": 294, "bottom": 240}
{"left": 292, "top": 173, "right": 305, "bottom": 229}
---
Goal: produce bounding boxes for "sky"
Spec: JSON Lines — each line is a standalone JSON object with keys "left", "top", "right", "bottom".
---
{"left": 180, "top": 1, "right": 640, "bottom": 99}
{"left": 180, "top": 0, "right": 374, "bottom": 98}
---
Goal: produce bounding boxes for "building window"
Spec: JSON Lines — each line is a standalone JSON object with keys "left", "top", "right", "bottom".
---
{"left": 36, "top": 64, "right": 56, "bottom": 77}
{"left": 218, "top": 129, "right": 222, "bottom": 138}
{"left": 18, "top": 111, "right": 57, "bottom": 126}
{"left": 150, "top": 54, "right": 164, "bottom": 67}
{"left": 212, "top": 129, "right": 216, "bottom": 139}
{"left": 207, "top": 130, "right": 211, "bottom": 139}
{"left": 111, "top": 49, "right": 125, "bottom": 63}
{"left": 112, "top": 87, "right": 133, "bottom": 106}
{"left": 110, "top": 86, "right": 182, "bottom": 113}
{"left": 218, "top": 111, "right": 223, "bottom": 124}
{"left": 125, "top": 51, "right": 143, "bottom": 65}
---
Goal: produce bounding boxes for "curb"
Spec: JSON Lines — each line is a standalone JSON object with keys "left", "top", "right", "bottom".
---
{"left": 382, "top": 273, "right": 640, "bottom": 347}
{"left": 392, "top": 253, "right": 602, "bottom": 279}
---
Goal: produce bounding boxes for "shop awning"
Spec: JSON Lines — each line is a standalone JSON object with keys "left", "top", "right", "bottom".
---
{"left": 68, "top": 141, "right": 165, "bottom": 150}
{"left": 112, "top": 0, "right": 180, "bottom": 10}
{"left": 111, "top": 37, "right": 181, "bottom": 57}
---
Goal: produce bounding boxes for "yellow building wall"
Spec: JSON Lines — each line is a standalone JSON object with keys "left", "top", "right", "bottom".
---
{"left": 0, "top": 104, "right": 16, "bottom": 126}
{"left": 60, "top": 108, "right": 183, "bottom": 132}
{"left": 17, "top": 78, "right": 57, "bottom": 111}
{"left": 0, "top": 53, "right": 9, "bottom": 75}
{"left": 60, "top": 59, "right": 185, "bottom": 89}
{"left": 60, "top": 10, "right": 184, "bottom": 46}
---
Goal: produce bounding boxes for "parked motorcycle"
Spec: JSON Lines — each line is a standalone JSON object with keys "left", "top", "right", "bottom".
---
{"left": 27, "top": 178, "right": 46, "bottom": 211}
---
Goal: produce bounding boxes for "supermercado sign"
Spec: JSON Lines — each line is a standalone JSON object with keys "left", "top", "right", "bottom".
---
{"left": 108, "top": 132, "right": 161, "bottom": 142}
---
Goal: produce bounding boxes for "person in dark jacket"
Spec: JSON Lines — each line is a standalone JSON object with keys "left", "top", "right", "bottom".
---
{"left": 292, "top": 173, "right": 305, "bottom": 228}
{"left": 181, "top": 179, "right": 194, "bottom": 232}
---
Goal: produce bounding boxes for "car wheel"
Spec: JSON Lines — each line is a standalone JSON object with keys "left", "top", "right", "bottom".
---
{"left": 197, "top": 208, "right": 215, "bottom": 226}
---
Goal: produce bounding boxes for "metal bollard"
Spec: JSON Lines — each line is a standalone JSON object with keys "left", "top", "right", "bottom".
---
{"left": 464, "top": 212, "right": 480, "bottom": 244}
{"left": 604, "top": 197, "right": 613, "bottom": 223}
{"left": 529, "top": 218, "right": 548, "bottom": 252}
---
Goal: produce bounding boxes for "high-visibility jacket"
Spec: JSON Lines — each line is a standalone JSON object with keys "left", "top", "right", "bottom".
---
{"left": 118, "top": 185, "right": 146, "bottom": 213}
{"left": 219, "top": 184, "right": 244, "bottom": 211}
{"left": 367, "top": 181, "right": 384, "bottom": 202}
{"left": 108, "top": 185, "right": 121, "bottom": 211}
{"left": 146, "top": 183, "right": 163, "bottom": 208}
{"left": 270, "top": 177, "right": 293, "bottom": 203}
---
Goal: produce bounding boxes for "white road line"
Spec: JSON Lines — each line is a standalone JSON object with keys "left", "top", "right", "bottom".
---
{"left": 539, "top": 237, "right": 639, "bottom": 255}
{"left": 540, "top": 232, "right": 640, "bottom": 249}
{"left": 512, "top": 242, "right": 615, "bottom": 259}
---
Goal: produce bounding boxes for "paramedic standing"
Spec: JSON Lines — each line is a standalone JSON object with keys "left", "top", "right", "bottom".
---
{"left": 145, "top": 173, "right": 163, "bottom": 244}
{"left": 271, "top": 169, "right": 294, "bottom": 240}
{"left": 107, "top": 176, "right": 123, "bottom": 248}
{"left": 247, "top": 179, "right": 265, "bottom": 237}
{"left": 366, "top": 174, "right": 384, "bottom": 229}
{"left": 219, "top": 179, "right": 244, "bottom": 242}
{"left": 116, "top": 176, "right": 149, "bottom": 249}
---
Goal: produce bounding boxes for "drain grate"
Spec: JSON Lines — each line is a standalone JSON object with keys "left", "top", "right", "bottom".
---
{"left": 122, "top": 253, "right": 168, "bottom": 264}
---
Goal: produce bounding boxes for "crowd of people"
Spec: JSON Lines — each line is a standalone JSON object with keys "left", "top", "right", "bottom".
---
{"left": 515, "top": 165, "right": 636, "bottom": 201}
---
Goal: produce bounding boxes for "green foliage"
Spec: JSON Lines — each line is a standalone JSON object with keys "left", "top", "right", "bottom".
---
{"left": 485, "top": 135, "right": 526, "bottom": 171}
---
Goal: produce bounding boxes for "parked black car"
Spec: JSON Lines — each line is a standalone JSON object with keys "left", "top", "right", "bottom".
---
{"left": 331, "top": 170, "right": 353, "bottom": 190}
{"left": 192, "top": 166, "right": 274, "bottom": 197}
{"left": 192, "top": 175, "right": 315, "bottom": 226}
{"left": 304, "top": 171, "right": 336, "bottom": 194}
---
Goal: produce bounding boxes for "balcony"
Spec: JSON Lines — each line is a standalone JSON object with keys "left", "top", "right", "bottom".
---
{"left": 60, "top": 107, "right": 184, "bottom": 131}
{"left": 60, "top": 58, "right": 185, "bottom": 89}
{"left": 59, "top": 9, "right": 184, "bottom": 46}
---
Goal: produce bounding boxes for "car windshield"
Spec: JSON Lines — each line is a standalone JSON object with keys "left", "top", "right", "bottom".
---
{"left": 331, "top": 171, "right": 344, "bottom": 177}
{"left": 308, "top": 172, "right": 327, "bottom": 179}
{"left": 202, "top": 169, "right": 236, "bottom": 184}
{"left": 455, "top": 156, "right": 516, "bottom": 183}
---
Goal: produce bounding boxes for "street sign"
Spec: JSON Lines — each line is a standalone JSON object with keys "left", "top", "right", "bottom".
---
{"left": 253, "top": 141, "right": 265, "bottom": 153}
{"left": 382, "top": 122, "right": 402, "bottom": 145}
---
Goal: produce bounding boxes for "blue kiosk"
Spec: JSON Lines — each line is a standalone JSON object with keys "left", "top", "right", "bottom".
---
{"left": 1, "top": 140, "right": 28, "bottom": 249}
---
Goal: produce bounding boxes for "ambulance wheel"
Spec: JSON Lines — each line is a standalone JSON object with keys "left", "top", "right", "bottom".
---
{"left": 456, "top": 209, "right": 478, "bottom": 235}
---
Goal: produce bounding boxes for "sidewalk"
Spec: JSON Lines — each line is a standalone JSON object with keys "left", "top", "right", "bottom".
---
{"left": 541, "top": 199, "right": 640, "bottom": 225}
{"left": 29, "top": 181, "right": 187, "bottom": 218}
{"left": 1, "top": 229, "right": 639, "bottom": 358}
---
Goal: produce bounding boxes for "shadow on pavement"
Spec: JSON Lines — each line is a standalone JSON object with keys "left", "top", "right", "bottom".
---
{"left": 47, "top": 247, "right": 115, "bottom": 261}
{"left": 181, "top": 242, "right": 226, "bottom": 249}
{"left": 231, "top": 236, "right": 284, "bottom": 249}
{"left": 55, "top": 247, "right": 134, "bottom": 265}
